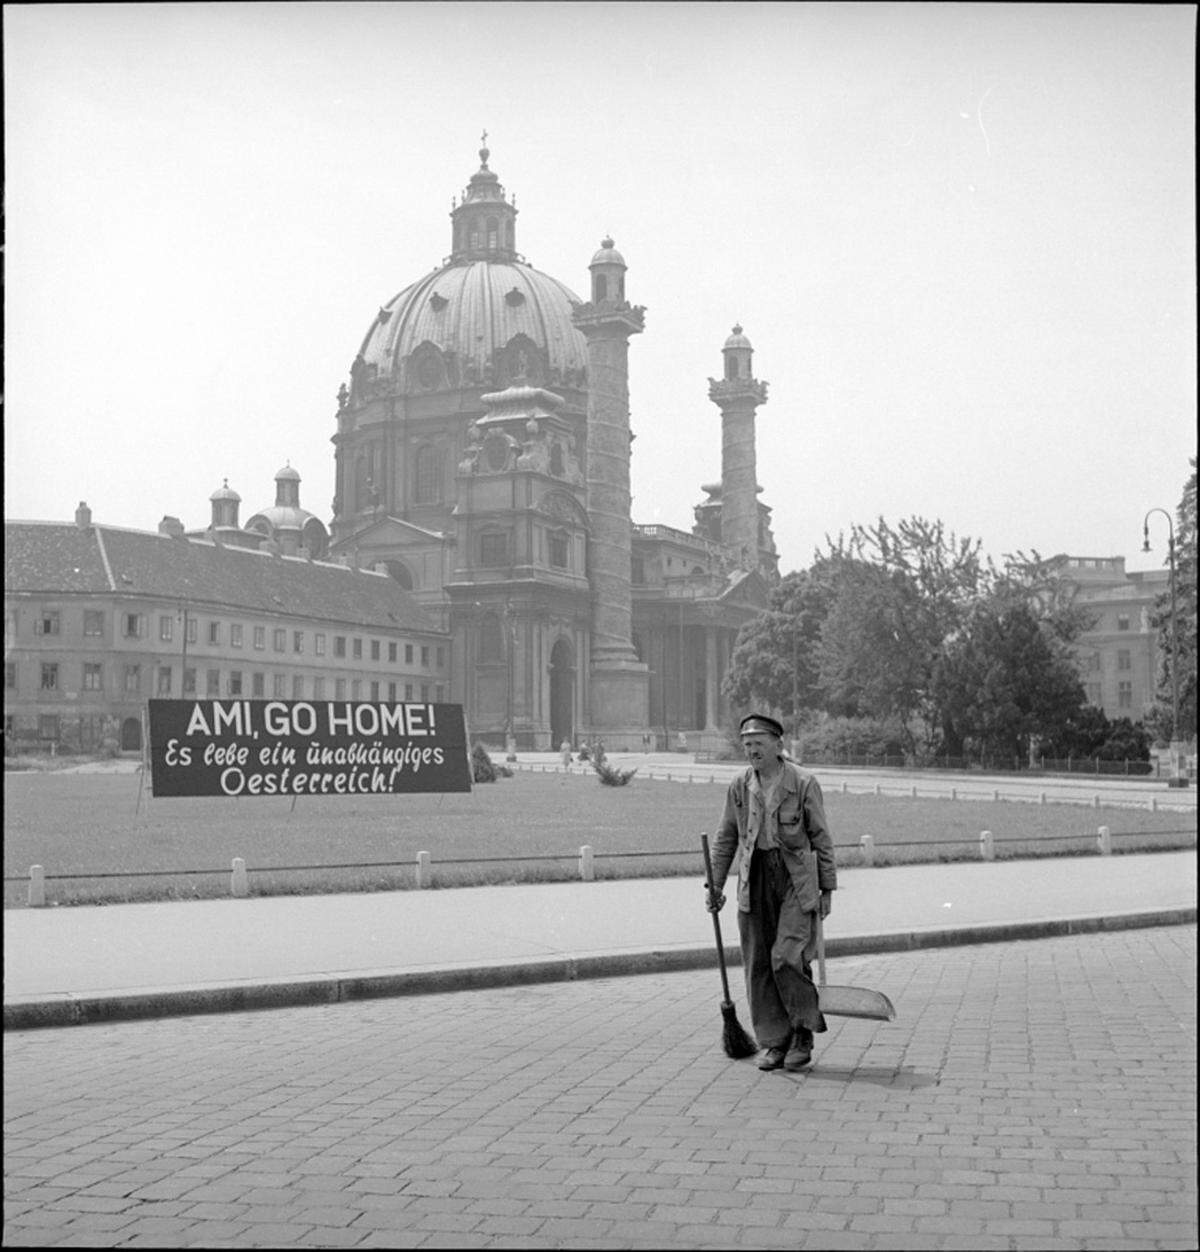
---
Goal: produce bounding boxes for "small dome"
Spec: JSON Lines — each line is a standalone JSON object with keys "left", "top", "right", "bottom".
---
{"left": 590, "top": 237, "right": 626, "bottom": 268}
{"left": 724, "top": 324, "right": 752, "bottom": 350}
{"left": 210, "top": 479, "right": 240, "bottom": 502}
{"left": 275, "top": 464, "right": 301, "bottom": 482}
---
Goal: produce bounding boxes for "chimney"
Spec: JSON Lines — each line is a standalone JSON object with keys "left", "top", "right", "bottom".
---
{"left": 75, "top": 501, "right": 92, "bottom": 529}
{"left": 158, "top": 516, "right": 185, "bottom": 538}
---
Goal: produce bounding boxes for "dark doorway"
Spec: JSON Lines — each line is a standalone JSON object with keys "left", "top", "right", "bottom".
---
{"left": 549, "top": 638, "right": 574, "bottom": 747}
{"left": 120, "top": 717, "right": 142, "bottom": 752}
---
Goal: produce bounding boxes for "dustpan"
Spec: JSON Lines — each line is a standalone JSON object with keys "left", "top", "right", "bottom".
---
{"left": 812, "top": 853, "right": 896, "bottom": 1021}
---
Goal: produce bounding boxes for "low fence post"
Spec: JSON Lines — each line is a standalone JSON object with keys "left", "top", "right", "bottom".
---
{"left": 1097, "top": 825, "right": 1112, "bottom": 855}
{"left": 1150, "top": 797, "right": 1158, "bottom": 813}
{"left": 842, "top": 780, "right": 849, "bottom": 794}
{"left": 416, "top": 850, "right": 432, "bottom": 889}
{"left": 993, "top": 789, "right": 1001, "bottom": 802}
{"left": 950, "top": 787, "right": 957, "bottom": 801}
{"left": 910, "top": 785, "right": 918, "bottom": 798}
{"left": 980, "top": 830, "right": 995, "bottom": 861}
{"left": 859, "top": 833, "right": 874, "bottom": 867}
{"left": 231, "top": 857, "right": 248, "bottom": 898}
{"left": 28, "top": 865, "right": 45, "bottom": 908}
{"left": 1093, "top": 794, "right": 1101, "bottom": 809}
{"left": 579, "top": 845, "right": 594, "bottom": 881}
{"left": 1039, "top": 791, "right": 1047, "bottom": 805}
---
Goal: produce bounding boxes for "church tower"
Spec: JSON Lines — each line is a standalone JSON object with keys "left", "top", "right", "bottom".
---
{"left": 708, "top": 325, "right": 771, "bottom": 573}
{"left": 572, "top": 239, "right": 650, "bottom": 740}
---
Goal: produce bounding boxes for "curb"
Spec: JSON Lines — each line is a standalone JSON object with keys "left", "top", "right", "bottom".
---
{"left": 4, "top": 906, "right": 1195, "bottom": 1032}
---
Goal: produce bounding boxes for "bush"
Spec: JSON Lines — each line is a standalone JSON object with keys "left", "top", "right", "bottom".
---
{"left": 100, "top": 737, "right": 120, "bottom": 759}
{"left": 471, "top": 742, "right": 498, "bottom": 783}
{"left": 799, "top": 715, "right": 909, "bottom": 760}
{"left": 592, "top": 757, "right": 637, "bottom": 786}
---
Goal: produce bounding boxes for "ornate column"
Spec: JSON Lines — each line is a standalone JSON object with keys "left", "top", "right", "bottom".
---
{"left": 573, "top": 238, "right": 650, "bottom": 744}
{"left": 704, "top": 625, "right": 719, "bottom": 731}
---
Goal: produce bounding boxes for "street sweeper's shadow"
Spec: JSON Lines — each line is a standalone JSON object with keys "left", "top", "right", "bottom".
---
{"left": 797, "top": 1065, "right": 936, "bottom": 1090}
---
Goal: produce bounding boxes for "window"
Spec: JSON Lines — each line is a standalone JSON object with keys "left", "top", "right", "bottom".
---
{"left": 1117, "top": 615, "right": 1130, "bottom": 632}
{"left": 273, "top": 628, "right": 286, "bottom": 652}
{"left": 549, "top": 531, "right": 568, "bottom": 569}
{"left": 436, "top": 647, "right": 445, "bottom": 669}
{"left": 186, "top": 617, "right": 197, "bottom": 645}
{"left": 208, "top": 621, "right": 221, "bottom": 646}
{"left": 370, "top": 681, "right": 380, "bottom": 700}
{"left": 40, "top": 662, "right": 58, "bottom": 690}
{"left": 420, "top": 684, "right": 430, "bottom": 702}
{"left": 1117, "top": 650, "right": 1132, "bottom": 672}
{"left": 479, "top": 530, "right": 508, "bottom": 567}
{"left": 335, "top": 678, "right": 347, "bottom": 700}
{"left": 206, "top": 669, "right": 220, "bottom": 696}
{"left": 183, "top": 668, "right": 197, "bottom": 695}
{"left": 388, "top": 641, "right": 397, "bottom": 663}
{"left": 405, "top": 683, "right": 413, "bottom": 700}
{"left": 36, "top": 610, "right": 61, "bottom": 636}
{"left": 84, "top": 610, "right": 105, "bottom": 637}
{"left": 435, "top": 684, "right": 444, "bottom": 702}
{"left": 405, "top": 644, "right": 414, "bottom": 664}
{"left": 252, "top": 672, "right": 265, "bottom": 697}
{"left": 315, "top": 633, "right": 326, "bottom": 656}
{"left": 229, "top": 671, "right": 243, "bottom": 696}
{"left": 294, "top": 631, "right": 304, "bottom": 654}
{"left": 480, "top": 615, "right": 503, "bottom": 662}
{"left": 313, "top": 677, "right": 325, "bottom": 700}
{"left": 159, "top": 614, "right": 174, "bottom": 641}
{"left": 292, "top": 675, "right": 304, "bottom": 699}
{"left": 352, "top": 638, "right": 363, "bottom": 660}
{"left": 273, "top": 674, "right": 286, "bottom": 697}
{"left": 388, "top": 681, "right": 397, "bottom": 701}
{"left": 38, "top": 714, "right": 60, "bottom": 741}
{"left": 157, "top": 666, "right": 173, "bottom": 695}
{"left": 370, "top": 639, "right": 380, "bottom": 661}
{"left": 351, "top": 679, "right": 362, "bottom": 700}
{"left": 550, "top": 443, "right": 565, "bottom": 476}
{"left": 1086, "top": 683, "right": 1102, "bottom": 706}
{"left": 231, "top": 624, "right": 243, "bottom": 648}
{"left": 334, "top": 636, "right": 347, "bottom": 658}
{"left": 414, "top": 446, "right": 442, "bottom": 504}
{"left": 5, "top": 662, "right": 17, "bottom": 689}
{"left": 421, "top": 646, "right": 430, "bottom": 667}
{"left": 124, "top": 665, "right": 141, "bottom": 694}
{"left": 83, "top": 663, "right": 103, "bottom": 691}
{"left": 123, "top": 613, "right": 145, "bottom": 639}
{"left": 632, "top": 556, "right": 645, "bottom": 584}
{"left": 1118, "top": 681, "right": 1133, "bottom": 709}
{"left": 254, "top": 626, "right": 266, "bottom": 650}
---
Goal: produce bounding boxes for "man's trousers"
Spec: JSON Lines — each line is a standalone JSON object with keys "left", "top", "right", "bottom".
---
{"left": 737, "top": 847, "right": 827, "bottom": 1049}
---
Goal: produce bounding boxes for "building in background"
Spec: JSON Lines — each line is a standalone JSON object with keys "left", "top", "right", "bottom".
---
{"left": 4, "top": 497, "right": 448, "bottom": 754}
{"left": 1058, "top": 555, "right": 1170, "bottom": 722}
{"left": 328, "top": 141, "right": 781, "bottom": 750}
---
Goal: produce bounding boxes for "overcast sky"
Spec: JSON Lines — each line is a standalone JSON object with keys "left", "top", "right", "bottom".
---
{"left": 4, "top": 2, "right": 1195, "bottom": 575}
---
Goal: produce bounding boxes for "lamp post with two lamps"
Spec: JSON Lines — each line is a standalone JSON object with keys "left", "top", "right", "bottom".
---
{"left": 1142, "top": 507, "right": 1183, "bottom": 785}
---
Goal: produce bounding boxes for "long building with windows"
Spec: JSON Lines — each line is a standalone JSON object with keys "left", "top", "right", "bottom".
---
{"left": 4, "top": 500, "right": 449, "bottom": 754}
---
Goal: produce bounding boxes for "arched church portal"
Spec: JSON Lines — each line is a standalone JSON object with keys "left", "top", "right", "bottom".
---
{"left": 549, "top": 638, "right": 575, "bottom": 748}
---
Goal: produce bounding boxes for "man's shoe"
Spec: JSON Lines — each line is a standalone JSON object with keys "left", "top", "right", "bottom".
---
{"left": 784, "top": 1041, "right": 812, "bottom": 1071}
{"left": 757, "top": 1046, "right": 788, "bottom": 1071}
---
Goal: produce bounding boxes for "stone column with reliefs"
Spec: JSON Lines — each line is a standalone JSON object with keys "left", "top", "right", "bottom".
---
{"left": 573, "top": 238, "right": 650, "bottom": 743}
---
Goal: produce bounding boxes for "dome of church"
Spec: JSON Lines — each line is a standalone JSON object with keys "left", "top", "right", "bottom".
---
{"left": 724, "top": 324, "right": 752, "bottom": 350}
{"left": 356, "top": 260, "right": 587, "bottom": 391}
{"left": 352, "top": 143, "right": 588, "bottom": 395}
{"left": 590, "top": 237, "right": 625, "bottom": 267}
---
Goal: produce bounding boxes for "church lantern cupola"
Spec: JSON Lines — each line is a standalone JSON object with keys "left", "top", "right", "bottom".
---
{"left": 274, "top": 462, "right": 301, "bottom": 508}
{"left": 588, "top": 237, "right": 627, "bottom": 305}
{"left": 722, "top": 323, "right": 754, "bottom": 381}
{"left": 450, "top": 133, "right": 519, "bottom": 262}
{"left": 209, "top": 479, "right": 241, "bottom": 530}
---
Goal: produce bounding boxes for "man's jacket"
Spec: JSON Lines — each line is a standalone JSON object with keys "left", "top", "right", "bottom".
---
{"left": 709, "top": 760, "right": 837, "bottom": 913}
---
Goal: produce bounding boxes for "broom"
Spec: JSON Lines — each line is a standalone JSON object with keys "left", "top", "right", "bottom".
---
{"left": 700, "top": 834, "right": 759, "bottom": 1059}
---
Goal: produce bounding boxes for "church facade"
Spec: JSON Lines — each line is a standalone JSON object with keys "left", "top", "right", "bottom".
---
{"left": 329, "top": 141, "right": 782, "bottom": 751}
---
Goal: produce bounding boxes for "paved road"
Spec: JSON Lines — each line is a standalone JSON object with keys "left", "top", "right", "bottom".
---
{"left": 5, "top": 925, "right": 1196, "bottom": 1250}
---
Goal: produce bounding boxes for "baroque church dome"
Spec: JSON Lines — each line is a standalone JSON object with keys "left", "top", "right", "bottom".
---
{"left": 350, "top": 141, "right": 587, "bottom": 398}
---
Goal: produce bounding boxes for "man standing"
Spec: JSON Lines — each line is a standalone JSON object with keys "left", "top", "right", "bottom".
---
{"left": 706, "top": 713, "right": 837, "bottom": 1070}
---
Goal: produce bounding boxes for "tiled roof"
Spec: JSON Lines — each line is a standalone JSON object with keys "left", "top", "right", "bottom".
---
{"left": 4, "top": 522, "right": 443, "bottom": 634}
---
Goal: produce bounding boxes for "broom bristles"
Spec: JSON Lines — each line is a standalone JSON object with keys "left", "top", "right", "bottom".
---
{"left": 720, "top": 1001, "right": 759, "bottom": 1059}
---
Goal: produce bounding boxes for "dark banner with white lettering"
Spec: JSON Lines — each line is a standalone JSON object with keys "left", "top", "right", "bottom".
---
{"left": 148, "top": 700, "right": 472, "bottom": 797}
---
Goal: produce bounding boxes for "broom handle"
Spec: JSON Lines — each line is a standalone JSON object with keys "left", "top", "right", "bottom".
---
{"left": 811, "top": 850, "right": 828, "bottom": 987}
{"left": 700, "top": 834, "right": 735, "bottom": 1004}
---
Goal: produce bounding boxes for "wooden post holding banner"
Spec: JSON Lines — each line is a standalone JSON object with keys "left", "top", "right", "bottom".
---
{"left": 134, "top": 703, "right": 150, "bottom": 816}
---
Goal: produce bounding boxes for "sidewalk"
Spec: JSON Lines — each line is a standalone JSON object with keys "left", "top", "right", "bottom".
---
{"left": 4, "top": 849, "right": 1194, "bottom": 1030}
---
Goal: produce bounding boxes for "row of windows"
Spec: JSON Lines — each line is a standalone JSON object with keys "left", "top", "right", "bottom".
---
{"left": 1082, "top": 649, "right": 1139, "bottom": 673}
{"left": 477, "top": 530, "right": 570, "bottom": 569}
{"left": 21, "top": 609, "right": 443, "bottom": 668}
{"left": 1085, "top": 681, "right": 1138, "bottom": 710}
{"left": 11, "top": 660, "right": 443, "bottom": 704}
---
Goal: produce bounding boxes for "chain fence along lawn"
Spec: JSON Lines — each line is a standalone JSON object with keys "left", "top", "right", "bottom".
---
{"left": 4, "top": 767, "right": 1195, "bottom": 906}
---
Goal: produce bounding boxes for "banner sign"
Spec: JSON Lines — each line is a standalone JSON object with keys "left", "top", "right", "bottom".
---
{"left": 148, "top": 700, "right": 472, "bottom": 797}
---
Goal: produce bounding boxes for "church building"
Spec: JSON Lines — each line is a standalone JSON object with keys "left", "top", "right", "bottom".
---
{"left": 330, "top": 140, "right": 782, "bottom": 751}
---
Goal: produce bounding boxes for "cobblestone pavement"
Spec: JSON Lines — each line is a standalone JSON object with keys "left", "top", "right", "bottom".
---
{"left": 5, "top": 927, "right": 1196, "bottom": 1251}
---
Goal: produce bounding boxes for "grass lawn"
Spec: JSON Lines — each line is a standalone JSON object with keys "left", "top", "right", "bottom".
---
{"left": 4, "top": 767, "right": 1194, "bottom": 906}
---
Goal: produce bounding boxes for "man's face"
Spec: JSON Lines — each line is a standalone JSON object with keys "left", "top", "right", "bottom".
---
{"left": 741, "top": 732, "right": 779, "bottom": 768}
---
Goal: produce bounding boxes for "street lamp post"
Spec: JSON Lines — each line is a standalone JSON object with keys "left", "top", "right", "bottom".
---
{"left": 1142, "top": 508, "right": 1180, "bottom": 783}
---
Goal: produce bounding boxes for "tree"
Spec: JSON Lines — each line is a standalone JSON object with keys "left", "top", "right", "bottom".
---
{"left": 931, "top": 597, "right": 1088, "bottom": 763}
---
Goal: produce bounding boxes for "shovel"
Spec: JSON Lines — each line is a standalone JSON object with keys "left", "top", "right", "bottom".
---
{"left": 812, "top": 853, "right": 896, "bottom": 1021}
